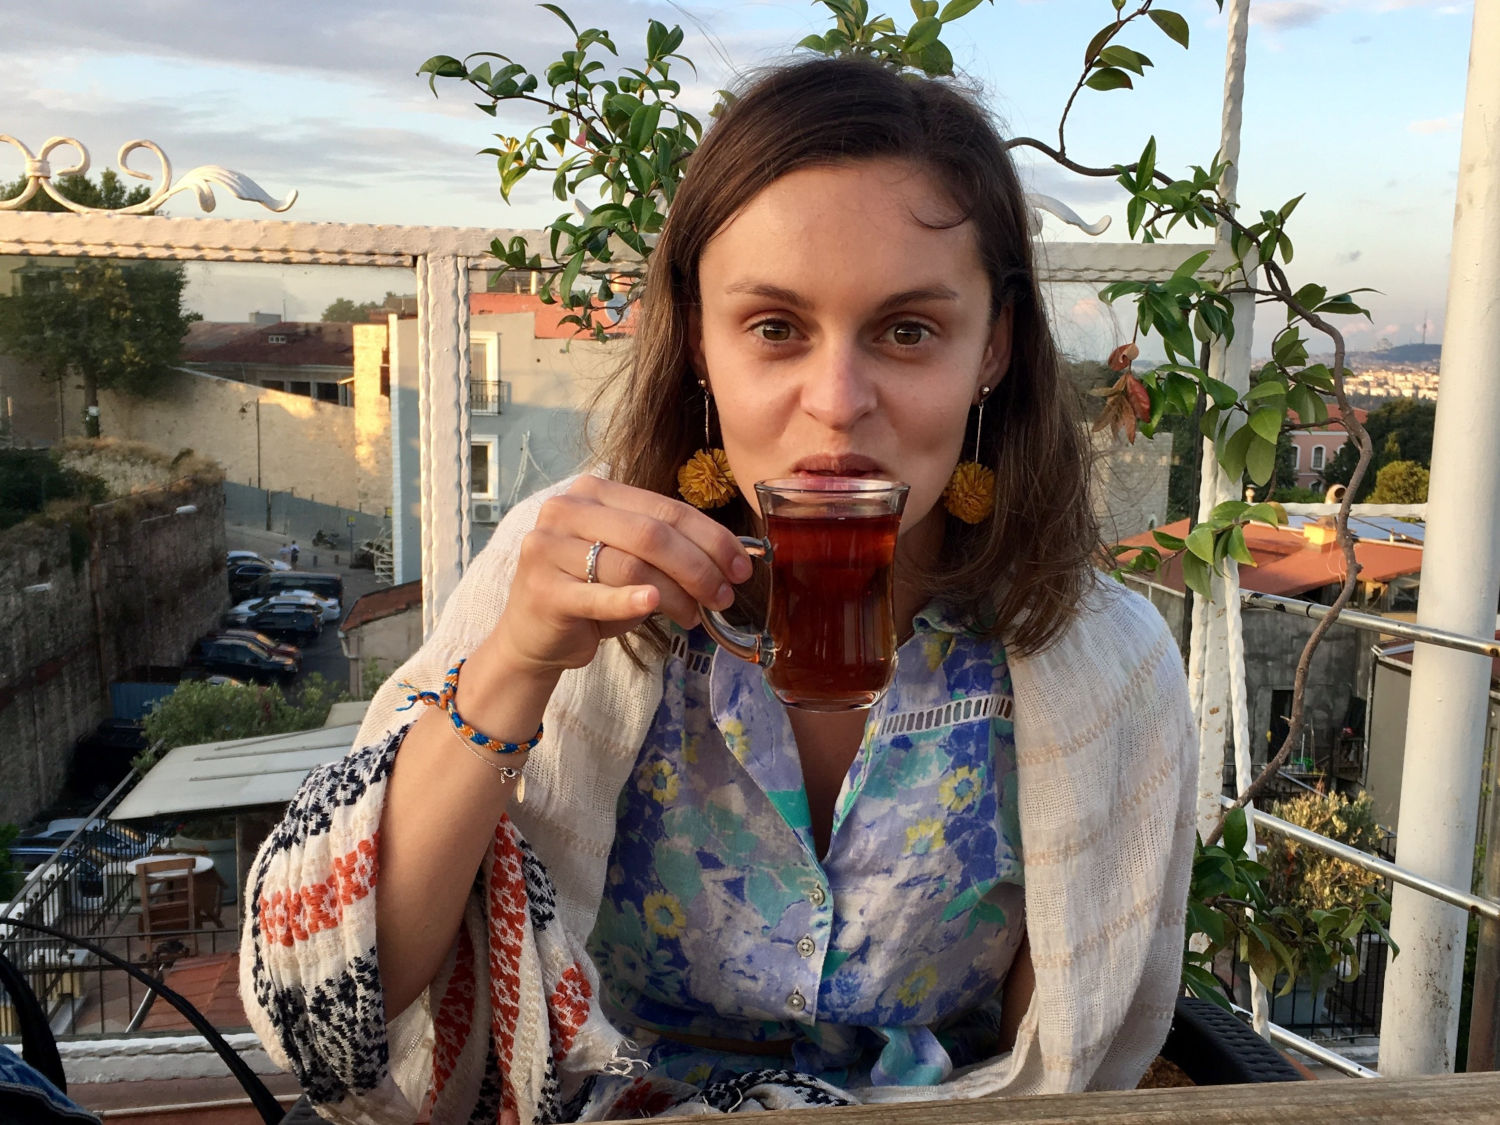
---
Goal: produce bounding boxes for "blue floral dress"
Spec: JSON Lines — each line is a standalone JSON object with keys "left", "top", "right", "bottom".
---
{"left": 584, "top": 603, "right": 1025, "bottom": 1102}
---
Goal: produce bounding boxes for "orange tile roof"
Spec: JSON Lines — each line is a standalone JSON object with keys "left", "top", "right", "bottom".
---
{"left": 469, "top": 291, "right": 635, "bottom": 338}
{"left": 138, "top": 951, "right": 245, "bottom": 1031}
{"left": 340, "top": 578, "right": 422, "bottom": 633}
{"left": 1117, "top": 517, "right": 1423, "bottom": 598}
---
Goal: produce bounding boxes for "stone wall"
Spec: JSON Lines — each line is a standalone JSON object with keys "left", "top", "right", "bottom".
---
{"left": 1, "top": 361, "right": 392, "bottom": 516}
{"left": 1121, "top": 575, "right": 1364, "bottom": 778}
{"left": 1092, "top": 430, "right": 1172, "bottom": 542}
{"left": 0, "top": 464, "right": 226, "bottom": 826}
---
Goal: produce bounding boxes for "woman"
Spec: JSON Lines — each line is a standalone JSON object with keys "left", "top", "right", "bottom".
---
{"left": 244, "top": 56, "right": 1195, "bottom": 1125}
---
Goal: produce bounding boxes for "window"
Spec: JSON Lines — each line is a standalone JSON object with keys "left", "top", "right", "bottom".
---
{"left": 1311, "top": 445, "right": 1326, "bottom": 471}
{"left": 470, "top": 333, "right": 503, "bottom": 414}
{"left": 471, "top": 439, "right": 498, "bottom": 499}
{"left": 267, "top": 334, "right": 286, "bottom": 344}
{"left": 1291, "top": 444, "right": 1301, "bottom": 470}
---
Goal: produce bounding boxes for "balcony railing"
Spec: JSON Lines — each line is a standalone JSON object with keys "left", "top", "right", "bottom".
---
{"left": 470, "top": 379, "right": 506, "bottom": 414}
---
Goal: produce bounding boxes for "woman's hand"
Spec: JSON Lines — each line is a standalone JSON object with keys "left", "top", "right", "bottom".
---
{"left": 482, "top": 476, "right": 753, "bottom": 679}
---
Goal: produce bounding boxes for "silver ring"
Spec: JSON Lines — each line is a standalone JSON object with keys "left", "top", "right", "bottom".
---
{"left": 585, "top": 540, "right": 605, "bottom": 584}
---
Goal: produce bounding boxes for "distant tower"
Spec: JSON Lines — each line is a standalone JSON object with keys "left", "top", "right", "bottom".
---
{"left": 1422, "top": 309, "right": 1428, "bottom": 347}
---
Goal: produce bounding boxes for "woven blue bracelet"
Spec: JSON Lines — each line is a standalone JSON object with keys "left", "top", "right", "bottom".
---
{"left": 396, "top": 659, "right": 543, "bottom": 755}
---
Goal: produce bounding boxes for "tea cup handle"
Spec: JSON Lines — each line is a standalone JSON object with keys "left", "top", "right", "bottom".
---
{"left": 698, "top": 536, "right": 774, "bottom": 666}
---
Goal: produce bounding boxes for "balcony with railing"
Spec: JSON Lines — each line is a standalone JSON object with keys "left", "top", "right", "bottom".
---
{"left": 2, "top": 0, "right": 1500, "bottom": 1119}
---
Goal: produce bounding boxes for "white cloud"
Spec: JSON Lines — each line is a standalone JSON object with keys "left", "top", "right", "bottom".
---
{"left": 1252, "top": 2, "right": 1331, "bottom": 30}
{"left": 1408, "top": 113, "right": 1462, "bottom": 134}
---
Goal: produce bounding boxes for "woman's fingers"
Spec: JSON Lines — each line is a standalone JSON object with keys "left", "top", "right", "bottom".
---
{"left": 542, "top": 481, "right": 750, "bottom": 610}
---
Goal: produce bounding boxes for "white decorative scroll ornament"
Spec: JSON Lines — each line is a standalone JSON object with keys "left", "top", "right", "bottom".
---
{"left": 1024, "top": 191, "right": 1111, "bottom": 237}
{"left": 0, "top": 135, "right": 297, "bottom": 214}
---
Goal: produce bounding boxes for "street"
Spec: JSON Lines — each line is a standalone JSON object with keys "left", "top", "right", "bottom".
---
{"left": 223, "top": 522, "right": 389, "bottom": 696}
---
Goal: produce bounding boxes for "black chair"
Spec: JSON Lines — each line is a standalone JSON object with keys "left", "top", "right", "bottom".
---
{"left": 1160, "top": 995, "right": 1304, "bottom": 1084}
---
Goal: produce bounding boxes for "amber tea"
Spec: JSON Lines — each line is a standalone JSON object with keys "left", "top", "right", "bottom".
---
{"left": 699, "top": 478, "right": 908, "bottom": 711}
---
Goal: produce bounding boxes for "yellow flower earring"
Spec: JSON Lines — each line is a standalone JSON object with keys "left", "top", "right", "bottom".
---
{"left": 943, "top": 387, "right": 996, "bottom": 524}
{"left": 677, "top": 380, "right": 737, "bottom": 509}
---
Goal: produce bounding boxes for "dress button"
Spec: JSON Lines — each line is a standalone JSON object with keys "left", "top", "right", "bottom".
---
{"left": 808, "top": 884, "right": 826, "bottom": 907}
{"left": 796, "top": 935, "right": 816, "bottom": 958}
{"left": 787, "top": 990, "right": 807, "bottom": 1012}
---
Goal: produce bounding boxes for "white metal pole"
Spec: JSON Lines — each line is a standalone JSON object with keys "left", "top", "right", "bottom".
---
{"left": 1379, "top": 0, "right": 1500, "bottom": 1076}
{"left": 1189, "top": 0, "right": 1254, "bottom": 840}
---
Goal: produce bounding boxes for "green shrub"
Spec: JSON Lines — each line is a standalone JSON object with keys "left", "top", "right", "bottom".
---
{"left": 137, "top": 673, "right": 349, "bottom": 772}
{"left": 0, "top": 449, "right": 107, "bottom": 530}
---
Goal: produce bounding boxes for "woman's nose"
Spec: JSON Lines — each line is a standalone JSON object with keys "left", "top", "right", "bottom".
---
{"left": 799, "top": 338, "right": 876, "bottom": 430}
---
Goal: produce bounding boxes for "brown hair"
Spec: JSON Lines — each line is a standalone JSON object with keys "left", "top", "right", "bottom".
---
{"left": 592, "top": 56, "right": 1098, "bottom": 654}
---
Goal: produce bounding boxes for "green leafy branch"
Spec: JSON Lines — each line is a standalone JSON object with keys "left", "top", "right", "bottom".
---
{"left": 1186, "top": 806, "right": 1396, "bottom": 1011}
{"left": 419, "top": 0, "right": 992, "bottom": 336}
{"left": 1110, "top": 499, "right": 1288, "bottom": 602}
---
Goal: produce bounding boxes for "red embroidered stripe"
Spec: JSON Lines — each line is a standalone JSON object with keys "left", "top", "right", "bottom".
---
{"left": 258, "top": 835, "right": 380, "bottom": 947}
{"left": 487, "top": 819, "right": 527, "bottom": 1116}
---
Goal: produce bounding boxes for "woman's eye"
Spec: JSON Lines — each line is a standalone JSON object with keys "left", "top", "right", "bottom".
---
{"left": 753, "top": 320, "right": 793, "bottom": 343}
{"left": 889, "top": 322, "right": 930, "bottom": 346}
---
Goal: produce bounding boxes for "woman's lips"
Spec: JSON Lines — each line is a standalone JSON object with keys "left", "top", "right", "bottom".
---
{"left": 791, "top": 454, "right": 884, "bottom": 477}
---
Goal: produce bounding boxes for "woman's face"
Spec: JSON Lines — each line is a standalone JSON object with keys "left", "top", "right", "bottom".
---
{"left": 692, "top": 157, "right": 1012, "bottom": 554}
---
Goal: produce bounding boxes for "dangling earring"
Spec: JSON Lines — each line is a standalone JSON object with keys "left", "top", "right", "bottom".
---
{"left": 677, "top": 380, "right": 737, "bottom": 509}
{"left": 943, "top": 387, "right": 996, "bottom": 525}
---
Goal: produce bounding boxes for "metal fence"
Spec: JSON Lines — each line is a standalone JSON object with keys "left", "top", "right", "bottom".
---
{"left": 0, "top": 774, "right": 189, "bottom": 1037}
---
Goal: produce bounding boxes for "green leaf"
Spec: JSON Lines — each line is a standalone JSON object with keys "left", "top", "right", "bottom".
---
{"left": 1186, "top": 898, "right": 1226, "bottom": 945}
{"left": 1209, "top": 500, "right": 1250, "bottom": 523}
{"left": 937, "top": 0, "right": 984, "bottom": 21}
{"left": 1182, "top": 551, "right": 1212, "bottom": 601}
{"left": 1183, "top": 963, "right": 1231, "bottom": 1009}
{"left": 1249, "top": 405, "right": 1283, "bottom": 443}
{"left": 1173, "top": 248, "right": 1212, "bottom": 280}
{"left": 539, "top": 2, "right": 578, "bottom": 34}
{"left": 1199, "top": 404, "right": 1222, "bottom": 441}
{"left": 905, "top": 15, "right": 943, "bottom": 51}
{"left": 559, "top": 251, "right": 584, "bottom": 308}
{"left": 1227, "top": 526, "right": 1256, "bottom": 567}
{"left": 1148, "top": 8, "right": 1190, "bottom": 48}
{"left": 1244, "top": 502, "right": 1285, "bottom": 527}
{"left": 1219, "top": 423, "right": 1254, "bottom": 481}
{"left": 418, "top": 54, "right": 467, "bottom": 95}
{"left": 1083, "top": 22, "right": 1117, "bottom": 66}
{"left": 1222, "top": 806, "right": 1248, "bottom": 856}
{"left": 1185, "top": 523, "right": 1216, "bottom": 563}
{"left": 1085, "top": 67, "right": 1134, "bottom": 92}
{"left": 1246, "top": 433, "right": 1277, "bottom": 486}
{"left": 1152, "top": 528, "right": 1187, "bottom": 552}
{"left": 1099, "top": 45, "right": 1152, "bottom": 75}
{"left": 1202, "top": 376, "right": 1239, "bottom": 409}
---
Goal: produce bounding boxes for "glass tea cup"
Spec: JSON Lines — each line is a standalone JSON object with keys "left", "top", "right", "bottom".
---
{"left": 699, "top": 477, "right": 909, "bottom": 711}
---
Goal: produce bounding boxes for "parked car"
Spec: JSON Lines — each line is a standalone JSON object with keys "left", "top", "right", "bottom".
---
{"left": 254, "top": 570, "right": 344, "bottom": 609}
{"left": 190, "top": 636, "right": 299, "bottom": 683}
{"left": 228, "top": 560, "right": 275, "bottom": 600}
{"left": 227, "top": 549, "right": 291, "bottom": 572}
{"left": 67, "top": 718, "right": 149, "bottom": 798}
{"left": 210, "top": 628, "right": 302, "bottom": 665}
{"left": 241, "top": 605, "right": 322, "bottom": 642}
{"left": 226, "top": 590, "right": 339, "bottom": 625}
{"left": 7, "top": 840, "right": 106, "bottom": 902}
{"left": 26, "top": 818, "right": 154, "bottom": 861}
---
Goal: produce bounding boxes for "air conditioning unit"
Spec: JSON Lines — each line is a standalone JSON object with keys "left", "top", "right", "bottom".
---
{"left": 471, "top": 502, "right": 497, "bottom": 524}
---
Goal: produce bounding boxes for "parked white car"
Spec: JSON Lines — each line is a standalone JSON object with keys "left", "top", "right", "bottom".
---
{"left": 227, "top": 590, "right": 340, "bottom": 624}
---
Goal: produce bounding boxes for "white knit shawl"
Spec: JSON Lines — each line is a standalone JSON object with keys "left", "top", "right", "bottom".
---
{"left": 345, "top": 475, "right": 1197, "bottom": 1118}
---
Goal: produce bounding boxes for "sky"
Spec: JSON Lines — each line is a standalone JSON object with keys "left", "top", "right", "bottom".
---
{"left": 0, "top": 0, "right": 1476, "bottom": 360}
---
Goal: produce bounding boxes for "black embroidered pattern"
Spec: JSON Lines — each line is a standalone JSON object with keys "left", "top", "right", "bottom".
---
{"left": 534, "top": 1049, "right": 562, "bottom": 1124}
{"left": 259, "top": 729, "right": 403, "bottom": 854}
{"left": 695, "top": 1069, "right": 856, "bottom": 1111}
{"left": 466, "top": 1040, "right": 502, "bottom": 1125}
{"left": 252, "top": 948, "right": 389, "bottom": 1105}
{"left": 519, "top": 837, "right": 556, "bottom": 933}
